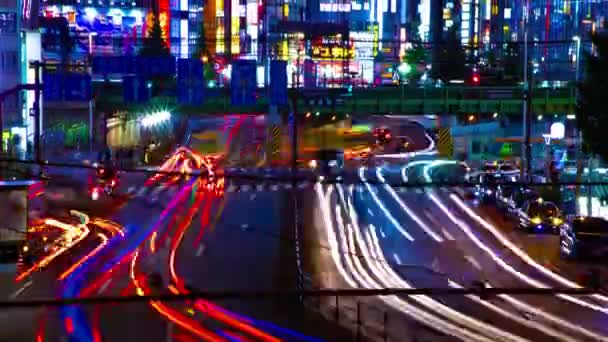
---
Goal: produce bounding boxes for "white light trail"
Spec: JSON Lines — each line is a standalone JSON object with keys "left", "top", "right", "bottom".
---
{"left": 317, "top": 184, "right": 494, "bottom": 341}
{"left": 340, "top": 184, "right": 528, "bottom": 342}
{"left": 377, "top": 167, "right": 443, "bottom": 242}
{"left": 359, "top": 168, "right": 414, "bottom": 241}
{"left": 428, "top": 192, "right": 608, "bottom": 316}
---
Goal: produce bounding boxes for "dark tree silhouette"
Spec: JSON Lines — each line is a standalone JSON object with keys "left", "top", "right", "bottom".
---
{"left": 139, "top": 13, "right": 170, "bottom": 57}
{"left": 503, "top": 42, "right": 522, "bottom": 80}
{"left": 433, "top": 26, "right": 466, "bottom": 82}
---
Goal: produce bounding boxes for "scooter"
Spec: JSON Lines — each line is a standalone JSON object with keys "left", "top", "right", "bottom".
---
{"left": 90, "top": 177, "right": 117, "bottom": 201}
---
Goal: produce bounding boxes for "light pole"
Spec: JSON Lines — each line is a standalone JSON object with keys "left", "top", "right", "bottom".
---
{"left": 521, "top": 0, "right": 531, "bottom": 182}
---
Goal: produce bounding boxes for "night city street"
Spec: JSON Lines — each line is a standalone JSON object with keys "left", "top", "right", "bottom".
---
{"left": 3, "top": 0, "right": 608, "bottom": 341}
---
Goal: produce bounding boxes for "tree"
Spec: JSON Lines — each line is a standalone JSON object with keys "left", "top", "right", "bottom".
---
{"left": 433, "top": 26, "right": 466, "bottom": 82}
{"left": 577, "top": 31, "right": 608, "bottom": 162}
{"left": 139, "top": 13, "right": 170, "bottom": 95}
{"left": 403, "top": 41, "right": 427, "bottom": 85}
{"left": 503, "top": 42, "right": 522, "bottom": 80}
{"left": 139, "top": 13, "right": 170, "bottom": 57}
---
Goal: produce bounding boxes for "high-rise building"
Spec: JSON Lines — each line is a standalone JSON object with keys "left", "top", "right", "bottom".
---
{"left": 38, "top": 0, "right": 204, "bottom": 59}
{"left": 0, "top": 0, "right": 34, "bottom": 155}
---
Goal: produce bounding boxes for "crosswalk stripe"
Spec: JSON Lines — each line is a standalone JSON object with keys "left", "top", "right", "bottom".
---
{"left": 415, "top": 188, "right": 423, "bottom": 194}
{"left": 256, "top": 184, "right": 264, "bottom": 191}
{"left": 284, "top": 183, "right": 292, "bottom": 190}
{"left": 241, "top": 185, "right": 250, "bottom": 192}
{"left": 271, "top": 184, "right": 279, "bottom": 191}
{"left": 227, "top": 184, "right": 237, "bottom": 192}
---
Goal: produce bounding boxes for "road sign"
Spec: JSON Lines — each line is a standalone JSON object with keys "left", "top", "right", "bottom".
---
{"left": 138, "top": 56, "right": 176, "bottom": 76}
{"left": 270, "top": 60, "right": 287, "bottom": 106}
{"left": 177, "top": 59, "right": 204, "bottom": 105}
{"left": 437, "top": 127, "right": 454, "bottom": 158}
{"left": 64, "top": 73, "right": 92, "bottom": 101}
{"left": 42, "top": 72, "right": 63, "bottom": 102}
{"left": 123, "top": 75, "right": 150, "bottom": 103}
{"left": 231, "top": 60, "right": 257, "bottom": 106}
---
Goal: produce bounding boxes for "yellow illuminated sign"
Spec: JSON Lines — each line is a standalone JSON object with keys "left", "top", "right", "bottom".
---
{"left": 311, "top": 45, "right": 354, "bottom": 60}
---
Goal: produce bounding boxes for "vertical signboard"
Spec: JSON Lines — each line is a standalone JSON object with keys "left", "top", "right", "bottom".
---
{"left": 270, "top": 60, "right": 288, "bottom": 106}
{"left": 123, "top": 75, "right": 150, "bottom": 103}
{"left": 177, "top": 58, "right": 204, "bottom": 105}
{"left": 64, "top": 73, "right": 92, "bottom": 101}
{"left": 230, "top": 59, "right": 257, "bottom": 106}
{"left": 303, "top": 60, "right": 315, "bottom": 88}
{"left": 42, "top": 72, "right": 63, "bottom": 102}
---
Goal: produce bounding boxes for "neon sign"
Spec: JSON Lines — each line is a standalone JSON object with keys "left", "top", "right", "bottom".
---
{"left": 311, "top": 45, "right": 355, "bottom": 60}
{"left": 159, "top": 0, "right": 170, "bottom": 48}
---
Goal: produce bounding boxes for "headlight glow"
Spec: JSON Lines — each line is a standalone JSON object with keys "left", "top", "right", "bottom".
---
{"left": 531, "top": 217, "right": 542, "bottom": 224}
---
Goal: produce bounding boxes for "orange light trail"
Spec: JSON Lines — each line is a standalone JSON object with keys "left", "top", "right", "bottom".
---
{"left": 169, "top": 189, "right": 207, "bottom": 288}
{"left": 58, "top": 233, "right": 109, "bottom": 281}
{"left": 17, "top": 216, "right": 90, "bottom": 282}
{"left": 92, "top": 219, "right": 124, "bottom": 237}
{"left": 166, "top": 183, "right": 281, "bottom": 342}
{"left": 149, "top": 231, "right": 157, "bottom": 253}
{"left": 129, "top": 247, "right": 223, "bottom": 341}
{"left": 79, "top": 252, "right": 132, "bottom": 297}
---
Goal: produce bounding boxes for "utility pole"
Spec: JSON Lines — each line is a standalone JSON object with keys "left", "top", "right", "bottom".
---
{"left": 33, "top": 61, "right": 42, "bottom": 169}
{"left": 521, "top": 0, "right": 531, "bottom": 182}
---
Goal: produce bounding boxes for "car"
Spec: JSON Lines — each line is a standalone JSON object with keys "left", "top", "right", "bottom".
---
{"left": 495, "top": 184, "right": 516, "bottom": 212}
{"left": 560, "top": 217, "right": 608, "bottom": 259}
{"left": 474, "top": 173, "right": 499, "bottom": 203}
{"left": 311, "top": 149, "right": 345, "bottom": 181}
{"left": 504, "top": 187, "right": 540, "bottom": 215}
{"left": 517, "top": 199, "right": 564, "bottom": 233}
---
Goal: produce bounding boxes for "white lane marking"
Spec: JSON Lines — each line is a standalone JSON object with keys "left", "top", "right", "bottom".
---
{"left": 415, "top": 188, "right": 423, "bottom": 194}
{"left": 284, "top": 183, "right": 293, "bottom": 190}
{"left": 465, "top": 255, "right": 482, "bottom": 271}
{"left": 393, "top": 253, "right": 402, "bottom": 265}
{"left": 97, "top": 278, "right": 112, "bottom": 295}
{"left": 442, "top": 228, "right": 456, "bottom": 241}
{"left": 195, "top": 244, "right": 206, "bottom": 257}
{"left": 298, "top": 182, "right": 309, "bottom": 189}
{"left": 127, "top": 186, "right": 136, "bottom": 194}
{"left": 241, "top": 185, "right": 250, "bottom": 192}
{"left": 367, "top": 209, "right": 374, "bottom": 217}
{"left": 241, "top": 223, "right": 250, "bottom": 230}
{"left": 271, "top": 184, "right": 279, "bottom": 191}
{"left": 249, "top": 194, "right": 256, "bottom": 200}
{"left": 10, "top": 280, "right": 32, "bottom": 299}
{"left": 379, "top": 228, "right": 386, "bottom": 238}
{"left": 256, "top": 184, "right": 264, "bottom": 191}
{"left": 135, "top": 187, "right": 147, "bottom": 197}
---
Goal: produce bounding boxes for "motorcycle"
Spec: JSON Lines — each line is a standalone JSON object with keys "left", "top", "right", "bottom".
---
{"left": 90, "top": 169, "right": 118, "bottom": 200}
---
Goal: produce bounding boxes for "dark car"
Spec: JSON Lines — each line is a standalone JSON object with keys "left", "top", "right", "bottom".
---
{"left": 505, "top": 187, "right": 540, "bottom": 215}
{"left": 560, "top": 217, "right": 608, "bottom": 259}
{"left": 474, "top": 173, "right": 499, "bottom": 203}
{"left": 517, "top": 200, "right": 564, "bottom": 233}
{"left": 495, "top": 184, "right": 516, "bottom": 212}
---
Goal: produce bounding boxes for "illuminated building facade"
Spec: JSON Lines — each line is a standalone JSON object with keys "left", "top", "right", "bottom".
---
{"left": 39, "top": 0, "right": 204, "bottom": 59}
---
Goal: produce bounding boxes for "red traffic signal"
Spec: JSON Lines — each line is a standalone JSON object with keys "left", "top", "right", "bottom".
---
{"left": 472, "top": 75, "right": 480, "bottom": 84}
